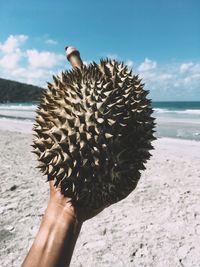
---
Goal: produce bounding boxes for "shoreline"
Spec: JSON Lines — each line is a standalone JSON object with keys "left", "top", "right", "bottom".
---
{"left": 0, "top": 116, "right": 200, "bottom": 142}
{"left": 0, "top": 100, "right": 200, "bottom": 141}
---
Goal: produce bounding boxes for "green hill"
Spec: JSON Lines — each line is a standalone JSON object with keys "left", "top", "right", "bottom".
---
{"left": 0, "top": 77, "right": 43, "bottom": 102}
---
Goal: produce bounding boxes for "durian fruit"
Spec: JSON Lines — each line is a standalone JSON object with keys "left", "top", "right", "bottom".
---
{"left": 32, "top": 47, "right": 156, "bottom": 210}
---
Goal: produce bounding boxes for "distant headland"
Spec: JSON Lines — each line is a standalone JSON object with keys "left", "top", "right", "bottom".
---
{"left": 0, "top": 77, "right": 43, "bottom": 103}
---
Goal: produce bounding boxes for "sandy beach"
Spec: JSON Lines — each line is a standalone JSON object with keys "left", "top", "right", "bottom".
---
{"left": 0, "top": 125, "right": 200, "bottom": 267}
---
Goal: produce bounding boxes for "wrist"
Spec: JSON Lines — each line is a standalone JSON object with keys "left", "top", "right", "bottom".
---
{"left": 45, "top": 201, "right": 76, "bottom": 220}
{"left": 22, "top": 202, "right": 82, "bottom": 267}
{"left": 33, "top": 203, "right": 82, "bottom": 249}
{"left": 44, "top": 200, "right": 82, "bottom": 231}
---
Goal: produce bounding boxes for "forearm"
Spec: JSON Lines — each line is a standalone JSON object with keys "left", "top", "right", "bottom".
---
{"left": 22, "top": 202, "right": 82, "bottom": 267}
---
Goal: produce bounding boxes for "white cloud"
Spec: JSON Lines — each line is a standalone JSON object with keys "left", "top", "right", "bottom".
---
{"left": 180, "top": 62, "right": 200, "bottom": 74}
{"left": 125, "top": 59, "right": 134, "bottom": 68}
{"left": 191, "top": 63, "right": 200, "bottom": 73}
{"left": 0, "top": 35, "right": 67, "bottom": 85}
{"left": 180, "top": 62, "right": 193, "bottom": 73}
{"left": 136, "top": 59, "right": 200, "bottom": 100}
{"left": 45, "top": 39, "right": 58, "bottom": 45}
{"left": 0, "top": 35, "right": 26, "bottom": 75}
{"left": 26, "top": 49, "right": 65, "bottom": 69}
{"left": 83, "top": 60, "right": 91, "bottom": 66}
{"left": 0, "top": 35, "right": 199, "bottom": 100}
{"left": 10, "top": 67, "right": 54, "bottom": 86}
{"left": 0, "top": 52, "right": 22, "bottom": 70}
{"left": 0, "top": 35, "right": 28, "bottom": 54}
{"left": 156, "top": 73, "right": 174, "bottom": 81}
{"left": 138, "top": 58, "right": 157, "bottom": 72}
{"left": 183, "top": 73, "right": 200, "bottom": 85}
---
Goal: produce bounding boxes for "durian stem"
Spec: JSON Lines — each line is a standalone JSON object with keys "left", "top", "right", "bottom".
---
{"left": 65, "top": 46, "right": 83, "bottom": 69}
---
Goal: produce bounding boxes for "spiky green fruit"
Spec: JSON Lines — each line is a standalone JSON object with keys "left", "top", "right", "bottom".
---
{"left": 33, "top": 59, "right": 156, "bottom": 209}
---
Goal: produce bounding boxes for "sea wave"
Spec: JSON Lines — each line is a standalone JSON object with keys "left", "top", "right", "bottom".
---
{"left": 154, "top": 108, "right": 200, "bottom": 115}
{"left": 0, "top": 104, "right": 37, "bottom": 111}
{"left": 1, "top": 104, "right": 200, "bottom": 116}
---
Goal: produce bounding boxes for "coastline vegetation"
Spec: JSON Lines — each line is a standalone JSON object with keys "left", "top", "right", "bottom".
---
{"left": 0, "top": 77, "right": 43, "bottom": 103}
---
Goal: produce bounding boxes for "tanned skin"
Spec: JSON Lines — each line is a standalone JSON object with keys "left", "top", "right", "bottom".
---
{"left": 22, "top": 181, "right": 104, "bottom": 267}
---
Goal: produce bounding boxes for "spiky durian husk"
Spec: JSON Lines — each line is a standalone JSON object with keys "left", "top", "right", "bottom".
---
{"left": 32, "top": 59, "right": 156, "bottom": 209}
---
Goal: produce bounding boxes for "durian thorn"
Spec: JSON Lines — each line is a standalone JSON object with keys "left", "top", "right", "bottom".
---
{"left": 31, "top": 150, "right": 40, "bottom": 156}
{"left": 105, "top": 133, "right": 113, "bottom": 139}
{"left": 57, "top": 167, "right": 65, "bottom": 177}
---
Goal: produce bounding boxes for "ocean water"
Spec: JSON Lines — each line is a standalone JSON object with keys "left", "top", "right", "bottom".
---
{"left": 153, "top": 101, "right": 200, "bottom": 140}
{"left": 0, "top": 101, "right": 200, "bottom": 141}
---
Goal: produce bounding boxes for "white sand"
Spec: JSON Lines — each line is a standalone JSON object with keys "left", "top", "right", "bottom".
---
{"left": 0, "top": 125, "right": 200, "bottom": 267}
{"left": 0, "top": 118, "right": 33, "bottom": 133}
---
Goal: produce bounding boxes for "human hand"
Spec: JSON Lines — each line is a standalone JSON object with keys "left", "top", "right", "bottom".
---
{"left": 22, "top": 180, "right": 101, "bottom": 267}
{"left": 48, "top": 180, "right": 105, "bottom": 223}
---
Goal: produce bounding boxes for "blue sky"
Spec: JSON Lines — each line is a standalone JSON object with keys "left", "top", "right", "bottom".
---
{"left": 0, "top": 0, "right": 199, "bottom": 100}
